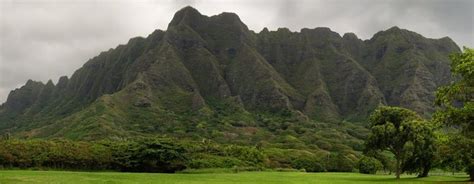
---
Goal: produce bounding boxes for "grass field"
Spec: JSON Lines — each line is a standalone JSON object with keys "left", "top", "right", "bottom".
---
{"left": 0, "top": 170, "right": 470, "bottom": 184}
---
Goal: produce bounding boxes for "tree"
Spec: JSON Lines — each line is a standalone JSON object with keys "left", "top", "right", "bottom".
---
{"left": 434, "top": 47, "right": 474, "bottom": 181}
{"left": 110, "top": 138, "right": 188, "bottom": 173}
{"left": 365, "top": 106, "right": 434, "bottom": 179}
{"left": 437, "top": 134, "right": 467, "bottom": 175}
{"left": 402, "top": 122, "right": 435, "bottom": 177}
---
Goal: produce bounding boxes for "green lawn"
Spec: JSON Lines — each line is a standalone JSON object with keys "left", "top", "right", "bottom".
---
{"left": 0, "top": 170, "right": 470, "bottom": 184}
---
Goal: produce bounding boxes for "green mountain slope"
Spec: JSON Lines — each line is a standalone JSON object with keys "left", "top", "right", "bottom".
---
{"left": 0, "top": 7, "right": 460, "bottom": 151}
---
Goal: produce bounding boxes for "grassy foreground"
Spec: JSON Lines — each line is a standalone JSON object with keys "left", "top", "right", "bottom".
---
{"left": 0, "top": 170, "right": 470, "bottom": 184}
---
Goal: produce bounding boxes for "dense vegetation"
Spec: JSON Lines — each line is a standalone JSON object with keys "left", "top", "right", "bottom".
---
{"left": 434, "top": 47, "right": 474, "bottom": 181}
{"left": 0, "top": 138, "right": 187, "bottom": 172}
{"left": 0, "top": 137, "right": 361, "bottom": 173}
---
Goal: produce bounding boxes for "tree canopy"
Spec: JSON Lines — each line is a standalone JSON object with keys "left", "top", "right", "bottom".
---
{"left": 434, "top": 47, "right": 474, "bottom": 181}
{"left": 365, "top": 106, "right": 434, "bottom": 179}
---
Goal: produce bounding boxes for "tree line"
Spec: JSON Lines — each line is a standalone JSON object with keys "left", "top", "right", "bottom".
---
{"left": 0, "top": 137, "right": 360, "bottom": 173}
{"left": 0, "top": 138, "right": 187, "bottom": 172}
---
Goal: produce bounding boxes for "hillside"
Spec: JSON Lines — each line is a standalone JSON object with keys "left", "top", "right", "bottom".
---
{"left": 0, "top": 6, "right": 459, "bottom": 151}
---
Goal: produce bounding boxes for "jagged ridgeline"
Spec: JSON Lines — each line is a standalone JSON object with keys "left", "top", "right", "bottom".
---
{"left": 0, "top": 7, "right": 459, "bottom": 144}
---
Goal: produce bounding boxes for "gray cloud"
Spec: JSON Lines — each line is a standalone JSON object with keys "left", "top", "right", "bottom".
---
{"left": 0, "top": 0, "right": 473, "bottom": 103}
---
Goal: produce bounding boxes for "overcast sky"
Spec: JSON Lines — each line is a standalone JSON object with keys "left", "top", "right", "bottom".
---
{"left": 0, "top": 0, "right": 473, "bottom": 103}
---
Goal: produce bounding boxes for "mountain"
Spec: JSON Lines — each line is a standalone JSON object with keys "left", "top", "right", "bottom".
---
{"left": 0, "top": 7, "right": 459, "bottom": 149}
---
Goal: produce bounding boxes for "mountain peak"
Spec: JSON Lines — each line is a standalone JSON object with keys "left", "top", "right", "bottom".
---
{"left": 437, "top": 36, "right": 457, "bottom": 46}
{"left": 370, "top": 26, "right": 420, "bottom": 42}
{"left": 177, "top": 6, "right": 200, "bottom": 15}
{"left": 210, "top": 11, "right": 247, "bottom": 31}
{"left": 300, "top": 27, "right": 341, "bottom": 39}
{"left": 168, "top": 6, "right": 204, "bottom": 28}
{"left": 374, "top": 26, "right": 404, "bottom": 36}
{"left": 301, "top": 27, "right": 337, "bottom": 35}
{"left": 45, "top": 80, "right": 54, "bottom": 86}
{"left": 25, "top": 79, "right": 44, "bottom": 87}
{"left": 276, "top": 27, "right": 292, "bottom": 33}
{"left": 57, "top": 76, "right": 69, "bottom": 88}
{"left": 343, "top": 32, "right": 359, "bottom": 40}
{"left": 436, "top": 36, "right": 460, "bottom": 52}
{"left": 214, "top": 12, "right": 240, "bottom": 20}
{"left": 387, "top": 26, "right": 401, "bottom": 31}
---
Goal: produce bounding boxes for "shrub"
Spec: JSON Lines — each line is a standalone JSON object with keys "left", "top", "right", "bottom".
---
{"left": 358, "top": 156, "right": 382, "bottom": 174}
{"left": 325, "top": 153, "right": 355, "bottom": 172}
{"left": 188, "top": 156, "right": 243, "bottom": 168}
{"left": 291, "top": 157, "right": 325, "bottom": 172}
{"left": 222, "top": 145, "right": 265, "bottom": 165}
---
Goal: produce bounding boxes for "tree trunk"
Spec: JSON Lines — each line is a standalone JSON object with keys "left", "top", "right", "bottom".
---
{"left": 418, "top": 168, "right": 429, "bottom": 178}
{"left": 469, "top": 166, "right": 474, "bottom": 181}
{"left": 418, "top": 163, "right": 430, "bottom": 178}
{"left": 396, "top": 158, "right": 401, "bottom": 179}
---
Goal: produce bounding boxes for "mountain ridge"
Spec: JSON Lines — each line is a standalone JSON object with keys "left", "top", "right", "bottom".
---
{"left": 0, "top": 6, "right": 460, "bottom": 142}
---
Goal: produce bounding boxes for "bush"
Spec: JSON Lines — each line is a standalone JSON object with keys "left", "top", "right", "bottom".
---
{"left": 325, "top": 153, "right": 355, "bottom": 172}
{"left": 291, "top": 156, "right": 325, "bottom": 172}
{"left": 223, "top": 145, "right": 265, "bottom": 165}
{"left": 188, "top": 156, "right": 243, "bottom": 168}
{"left": 358, "top": 156, "right": 382, "bottom": 174}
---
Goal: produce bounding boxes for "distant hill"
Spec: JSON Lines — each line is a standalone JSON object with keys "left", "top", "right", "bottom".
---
{"left": 0, "top": 6, "right": 459, "bottom": 151}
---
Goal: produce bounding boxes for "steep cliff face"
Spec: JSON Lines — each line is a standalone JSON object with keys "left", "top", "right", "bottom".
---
{"left": 360, "top": 27, "right": 458, "bottom": 116}
{"left": 0, "top": 6, "right": 460, "bottom": 139}
{"left": 256, "top": 27, "right": 387, "bottom": 120}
